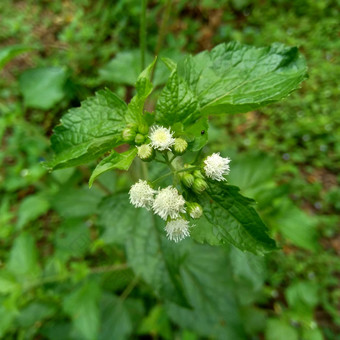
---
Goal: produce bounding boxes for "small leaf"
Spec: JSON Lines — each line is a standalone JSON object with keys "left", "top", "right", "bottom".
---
{"left": 89, "top": 148, "right": 137, "bottom": 187}
{"left": 265, "top": 319, "right": 298, "bottom": 340}
{"left": 0, "top": 45, "right": 31, "bottom": 70}
{"left": 179, "top": 42, "right": 307, "bottom": 115}
{"left": 201, "top": 182, "right": 277, "bottom": 255}
{"left": 16, "top": 194, "right": 50, "bottom": 230}
{"left": 185, "top": 117, "right": 208, "bottom": 151}
{"left": 46, "top": 89, "right": 127, "bottom": 170}
{"left": 155, "top": 68, "right": 199, "bottom": 126}
{"left": 19, "top": 67, "right": 68, "bottom": 109}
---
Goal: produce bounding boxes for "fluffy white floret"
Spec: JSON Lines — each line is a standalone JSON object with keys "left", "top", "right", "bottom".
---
{"left": 165, "top": 218, "right": 191, "bottom": 242}
{"left": 129, "top": 180, "right": 155, "bottom": 210}
{"left": 149, "top": 125, "right": 175, "bottom": 151}
{"left": 204, "top": 152, "right": 231, "bottom": 181}
{"left": 153, "top": 186, "right": 186, "bottom": 220}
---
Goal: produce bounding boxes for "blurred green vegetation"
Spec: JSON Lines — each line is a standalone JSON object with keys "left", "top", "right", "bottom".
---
{"left": 0, "top": 0, "right": 339, "bottom": 339}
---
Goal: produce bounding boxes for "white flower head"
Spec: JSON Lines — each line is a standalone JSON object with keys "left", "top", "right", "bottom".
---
{"left": 153, "top": 186, "right": 186, "bottom": 220}
{"left": 149, "top": 125, "right": 175, "bottom": 151}
{"left": 204, "top": 152, "right": 231, "bottom": 181}
{"left": 165, "top": 218, "right": 191, "bottom": 242}
{"left": 129, "top": 180, "right": 155, "bottom": 210}
{"left": 137, "top": 144, "right": 154, "bottom": 161}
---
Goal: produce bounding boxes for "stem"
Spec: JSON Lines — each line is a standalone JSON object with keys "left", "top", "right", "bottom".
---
{"left": 120, "top": 276, "right": 139, "bottom": 302}
{"left": 176, "top": 166, "right": 201, "bottom": 174}
{"left": 151, "top": 171, "right": 172, "bottom": 185}
{"left": 140, "top": 0, "right": 147, "bottom": 70}
{"left": 141, "top": 161, "right": 148, "bottom": 180}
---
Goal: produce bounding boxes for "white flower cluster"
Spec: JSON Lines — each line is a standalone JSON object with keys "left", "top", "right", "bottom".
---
{"left": 149, "top": 125, "right": 175, "bottom": 151}
{"left": 203, "top": 152, "right": 231, "bottom": 181}
{"left": 129, "top": 180, "right": 192, "bottom": 242}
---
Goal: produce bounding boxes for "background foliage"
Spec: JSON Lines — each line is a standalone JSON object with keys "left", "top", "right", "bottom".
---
{"left": 0, "top": 0, "right": 339, "bottom": 339}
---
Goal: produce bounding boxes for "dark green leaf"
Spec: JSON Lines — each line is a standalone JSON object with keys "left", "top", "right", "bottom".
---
{"left": 19, "top": 67, "right": 68, "bottom": 109}
{"left": 63, "top": 281, "right": 101, "bottom": 340}
{"left": 155, "top": 68, "right": 199, "bottom": 126}
{"left": 46, "top": 89, "right": 127, "bottom": 170}
{"left": 98, "top": 194, "right": 188, "bottom": 306}
{"left": 179, "top": 42, "right": 307, "bottom": 115}
{"left": 185, "top": 117, "right": 208, "bottom": 151}
{"left": 166, "top": 243, "right": 246, "bottom": 339}
{"left": 201, "top": 182, "right": 277, "bottom": 255}
{"left": 89, "top": 148, "right": 137, "bottom": 188}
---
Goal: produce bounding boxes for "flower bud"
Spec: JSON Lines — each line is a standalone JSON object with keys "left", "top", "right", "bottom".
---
{"left": 187, "top": 202, "right": 203, "bottom": 219}
{"left": 135, "top": 133, "right": 145, "bottom": 145}
{"left": 173, "top": 138, "right": 188, "bottom": 155}
{"left": 138, "top": 122, "right": 149, "bottom": 135}
{"left": 192, "top": 178, "right": 208, "bottom": 194}
{"left": 181, "top": 173, "right": 194, "bottom": 188}
{"left": 122, "top": 127, "right": 137, "bottom": 143}
{"left": 137, "top": 144, "right": 155, "bottom": 162}
{"left": 193, "top": 170, "right": 205, "bottom": 179}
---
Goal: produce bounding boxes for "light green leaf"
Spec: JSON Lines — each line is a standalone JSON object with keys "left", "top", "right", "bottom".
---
{"left": 19, "top": 67, "right": 68, "bottom": 109}
{"left": 46, "top": 89, "right": 127, "bottom": 170}
{"left": 274, "top": 199, "right": 318, "bottom": 251}
{"left": 201, "top": 182, "right": 277, "bottom": 255}
{"left": 155, "top": 68, "right": 199, "bottom": 126}
{"left": 166, "top": 243, "right": 246, "bottom": 339}
{"left": 0, "top": 45, "right": 31, "bottom": 70}
{"left": 179, "top": 42, "right": 307, "bottom": 115}
{"left": 98, "top": 195, "right": 188, "bottom": 306}
{"left": 7, "top": 232, "right": 40, "bottom": 281}
{"left": 89, "top": 148, "right": 137, "bottom": 187}
{"left": 285, "top": 281, "right": 319, "bottom": 311}
{"left": 0, "top": 270, "right": 19, "bottom": 294}
{"left": 16, "top": 194, "right": 50, "bottom": 230}
{"left": 265, "top": 319, "right": 298, "bottom": 340}
{"left": 63, "top": 281, "right": 101, "bottom": 340}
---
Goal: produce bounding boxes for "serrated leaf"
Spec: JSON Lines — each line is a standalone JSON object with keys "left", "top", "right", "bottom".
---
{"left": 98, "top": 194, "right": 188, "bottom": 306}
{"left": 201, "top": 182, "right": 277, "bottom": 255}
{"left": 179, "top": 42, "right": 307, "bottom": 115}
{"left": 0, "top": 45, "right": 31, "bottom": 70}
{"left": 155, "top": 68, "right": 199, "bottom": 126}
{"left": 46, "top": 89, "right": 127, "bottom": 170}
{"left": 89, "top": 148, "right": 137, "bottom": 187}
{"left": 166, "top": 243, "right": 246, "bottom": 339}
{"left": 63, "top": 281, "right": 101, "bottom": 340}
{"left": 126, "top": 58, "right": 156, "bottom": 126}
{"left": 19, "top": 67, "right": 68, "bottom": 109}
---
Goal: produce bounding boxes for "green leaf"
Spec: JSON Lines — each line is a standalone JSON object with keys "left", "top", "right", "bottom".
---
{"left": 126, "top": 58, "right": 156, "bottom": 125}
{"left": 89, "top": 148, "right": 137, "bottom": 187}
{"left": 273, "top": 199, "right": 318, "bottom": 251}
{"left": 201, "top": 182, "right": 277, "bottom": 255}
{"left": 17, "top": 302, "right": 56, "bottom": 327}
{"left": 155, "top": 67, "right": 199, "bottom": 126}
{"left": 19, "top": 67, "right": 68, "bottom": 109}
{"left": 0, "top": 270, "right": 19, "bottom": 294}
{"left": 16, "top": 194, "right": 50, "bottom": 230}
{"left": 63, "top": 281, "right": 101, "bottom": 340}
{"left": 285, "top": 281, "right": 319, "bottom": 311}
{"left": 98, "top": 293, "right": 133, "bottom": 340}
{"left": 185, "top": 117, "right": 208, "bottom": 151}
{"left": 179, "top": 42, "right": 307, "bottom": 115}
{"left": 265, "top": 319, "right": 298, "bottom": 340}
{"left": 166, "top": 243, "right": 246, "bottom": 339}
{"left": 7, "top": 232, "right": 40, "bottom": 281}
{"left": 0, "top": 45, "right": 31, "bottom": 70}
{"left": 46, "top": 89, "right": 127, "bottom": 170}
{"left": 98, "top": 194, "right": 188, "bottom": 306}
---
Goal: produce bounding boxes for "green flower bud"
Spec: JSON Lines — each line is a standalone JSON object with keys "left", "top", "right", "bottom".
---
{"left": 173, "top": 138, "right": 188, "bottom": 155}
{"left": 187, "top": 202, "right": 203, "bottom": 219}
{"left": 137, "top": 144, "right": 155, "bottom": 162}
{"left": 135, "top": 133, "right": 145, "bottom": 145}
{"left": 122, "top": 127, "right": 137, "bottom": 143}
{"left": 192, "top": 178, "right": 208, "bottom": 194}
{"left": 138, "top": 122, "right": 149, "bottom": 135}
{"left": 181, "top": 173, "right": 194, "bottom": 188}
{"left": 193, "top": 170, "right": 205, "bottom": 179}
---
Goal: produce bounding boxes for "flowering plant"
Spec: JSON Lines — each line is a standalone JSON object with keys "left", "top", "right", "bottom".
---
{"left": 46, "top": 42, "right": 307, "bottom": 254}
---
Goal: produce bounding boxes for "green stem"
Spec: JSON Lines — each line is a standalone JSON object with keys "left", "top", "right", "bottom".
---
{"left": 140, "top": 0, "right": 147, "bottom": 70}
{"left": 151, "top": 171, "right": 172, "bottom": 185}
{"left": 176, "top": 166, "right": 201, "bottom": 174}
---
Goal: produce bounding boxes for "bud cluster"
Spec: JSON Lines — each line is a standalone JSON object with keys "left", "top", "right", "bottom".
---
{"left": 126, "top": 124, "right": 231, "bottom": 244}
